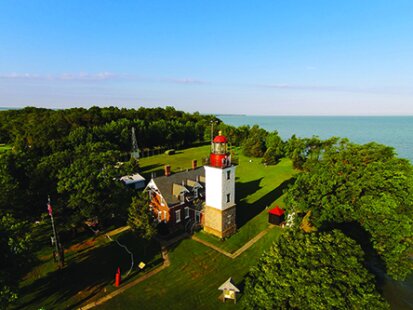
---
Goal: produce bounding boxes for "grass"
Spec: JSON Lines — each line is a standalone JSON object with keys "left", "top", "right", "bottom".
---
{"left": 139, "top": 145, "right": 296, "bottom": 252}
{"left": 139, "top": 144, "right": 211, "bottom": 178}
{"left": 16, "top": 144, "right": 297, "bottom": 309}
{"left": 0, "top": 143, "right": 12, "bottom": 152}
{"left": 98, "top": 227, "right": 283, "bottom": 310}
{"left": 15, "top": 223, "right": 162, "bottom": 309}
{"left": 195, "top": 156, "right": 296, "bottom": 252}
{"left": 93, "top": 146, "right": 295, "bottom": 309}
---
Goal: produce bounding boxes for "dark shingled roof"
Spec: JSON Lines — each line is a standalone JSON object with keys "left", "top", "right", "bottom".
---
{"left": 152, "top": 167, "right": 205, "bottom": 206}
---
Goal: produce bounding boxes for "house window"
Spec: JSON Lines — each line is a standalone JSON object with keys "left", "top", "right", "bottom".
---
{"left": 226, "top": 193, "right": 231, "bottom": 203}
{"left": 185, "top": 207, "right": 189, "bottom": 219}
{"left": 158, "top": 211, "right": 162, "bottom": 222}
{"left": 227, "top": 170, "right": 231, "bottom": 180}
{"left": 194, "top": 188, "right": 198, "bottom": 198}
{"left": 175, "top": 209, "right": 181, "bottom": 223}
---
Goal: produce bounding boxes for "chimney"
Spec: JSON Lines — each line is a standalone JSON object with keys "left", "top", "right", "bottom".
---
{"left": 192, "top": 159, "right": 197, "bottom": 170}
{"left": 164, "top": 165, "right": 171, "bottom": 176}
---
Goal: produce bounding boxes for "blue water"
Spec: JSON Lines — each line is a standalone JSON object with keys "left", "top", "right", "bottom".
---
{"left": 218, "top": 115, "right": 413, "bottom": 163}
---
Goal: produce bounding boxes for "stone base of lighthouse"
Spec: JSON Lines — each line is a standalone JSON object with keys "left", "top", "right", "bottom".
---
{"left": 203, "top": 205, "right": 236, "bottom": 238}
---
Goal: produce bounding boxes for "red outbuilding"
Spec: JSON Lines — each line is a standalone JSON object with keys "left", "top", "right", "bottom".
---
{"left": 268, "top": 206, "right": 285, "bottom": 225}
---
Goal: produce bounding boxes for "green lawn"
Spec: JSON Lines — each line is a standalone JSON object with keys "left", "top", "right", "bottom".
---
{"left": 0, "top": 143, "right": 12, "bottom": 152}
{"left": 94, "top": 146, "right": 295, "bottom": 309}
{"left": 15, "top": 224, "right": 162, "bottom": 309}
{"left": 98, "top": 227, "right": 283, "bottom": 310}
{"left": 195, "top": 156, "right": 296, "bottom": 252}
{"left": 140, "top": 145, "right": 296, "bottom": 252}
{"left": 16, "top": 145, "right": 297, "bottom": 309}
{"left": 139, "top": 144, "right": 211, "bottom": 178}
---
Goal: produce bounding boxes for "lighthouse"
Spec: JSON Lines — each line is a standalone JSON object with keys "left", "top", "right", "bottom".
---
{"left": 204, "top": 131, "right": 237, "bottom": 238}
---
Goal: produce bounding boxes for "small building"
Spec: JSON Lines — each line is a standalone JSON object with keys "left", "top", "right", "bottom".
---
{"left": 218, "top": 277, "right": 240, "bottom": 304}
{"left": 268, "top": 206, "right": 285, "bottom": 225}
{"left": 145, "top": 161, "right": 205, "bottom": 234}
{"left": 120, "top": 173, "right": 146, "bottom": 189}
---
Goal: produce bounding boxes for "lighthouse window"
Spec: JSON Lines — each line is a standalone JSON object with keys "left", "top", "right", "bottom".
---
{"left": 227, "top": 170, "right": 231, "bottom": 180}
{"left": 226, "top": 193, "right": 231, "bottom": 203}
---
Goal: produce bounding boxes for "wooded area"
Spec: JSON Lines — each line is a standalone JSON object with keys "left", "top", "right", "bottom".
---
{"left": 1, "top": 106, "right": 412, "bottom": 308}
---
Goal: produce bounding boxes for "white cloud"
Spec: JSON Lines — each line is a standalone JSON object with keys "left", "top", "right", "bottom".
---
{"left": 0, "top": 72, "right": 120, "bottom": 81}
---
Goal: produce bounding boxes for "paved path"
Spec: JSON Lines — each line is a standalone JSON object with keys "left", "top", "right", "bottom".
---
{"left": 78, "top": 233, "right": 187, "bottom": 310}
{"left": 231, "top": 225, "right": 274, "bottom": 258}
{"left": 191, "top": 225, "right": 275, "bottom": 259}
{"left": 78, "top": 226, "right": 274, "bottom": 309}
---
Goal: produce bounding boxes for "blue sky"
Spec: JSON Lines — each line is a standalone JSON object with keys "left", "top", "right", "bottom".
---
{"left": 1, "top": 1, "right": 413, "bottom": 115}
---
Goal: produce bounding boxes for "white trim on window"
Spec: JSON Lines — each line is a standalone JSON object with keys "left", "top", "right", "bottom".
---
{"left": 194, "top": 188, "right": 198, "bottom": 198}
{"left": 175, "top": 209, "right": 181, "bottom": 223}
{"left": 184, "top": 207, "right": 189, "bottom": 219}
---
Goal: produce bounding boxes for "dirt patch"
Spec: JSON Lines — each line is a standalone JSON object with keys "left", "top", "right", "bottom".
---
{"left": 67, "top": 239, "right": 96, "bottom": 253}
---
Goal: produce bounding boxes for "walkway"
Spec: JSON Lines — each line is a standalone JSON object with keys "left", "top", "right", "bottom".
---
{"left": 78, "top": 226, "right": 274, "bottom": 309}
{"left": 191, "top": 225, "right": 275, "bottom": 259}
{"left": 78, "top": 233, "right": 188, "bottom": 310}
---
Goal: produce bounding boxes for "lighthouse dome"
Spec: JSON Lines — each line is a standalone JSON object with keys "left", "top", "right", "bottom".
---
{"left": 213, "top": 131, "right": 227, "bottom": 143}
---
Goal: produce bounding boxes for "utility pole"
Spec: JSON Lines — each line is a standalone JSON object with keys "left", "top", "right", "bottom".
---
{"left": 131, "top": 127, "right": 140, "bottom": 159}
{"left": 210, "top": 120, "right": 217, "bottom": 152}
{"left": 47, "top": 196, "right": 64, "bottom": 268}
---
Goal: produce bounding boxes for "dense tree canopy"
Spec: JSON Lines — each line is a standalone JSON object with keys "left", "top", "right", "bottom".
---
{"left": 243, "top": 230, "right": 389, "bottom": 309}
{"left": 56, "top": 142, "right": 139, "bottom": 227}
{"left": 262, "top": 130, "right": 284, "bottom": 165}
{"left": 285, "top": 140, "right": 413, "bottom": 280}
{"left": 0, "top": 106, "right": 217, "bottom": 225}
{"left": 127, "top": 194, "right": 157, "bottom": 240}
{"left": 0, "top": 214, "right": 32, "bottom": 308}
{"left": 242, "top": 125, "right": 268, "bottom": 157}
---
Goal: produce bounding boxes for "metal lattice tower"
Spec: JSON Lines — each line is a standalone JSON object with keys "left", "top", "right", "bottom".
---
{"left": 131, "top": 127, "right": 140, "bottom": 159}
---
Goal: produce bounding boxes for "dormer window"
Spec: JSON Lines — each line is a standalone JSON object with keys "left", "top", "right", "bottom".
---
{"left": 180, "top": 192, "right": 185, "bottom": 201}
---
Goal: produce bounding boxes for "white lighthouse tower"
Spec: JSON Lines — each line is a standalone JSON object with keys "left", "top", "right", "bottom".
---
{"left": 204, "top": 131, "right": 236, "bottom": 238}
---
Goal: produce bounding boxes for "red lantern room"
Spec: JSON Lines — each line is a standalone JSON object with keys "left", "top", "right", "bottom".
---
{"left": 210, "top": 131, "right": 230, "bottom": 168}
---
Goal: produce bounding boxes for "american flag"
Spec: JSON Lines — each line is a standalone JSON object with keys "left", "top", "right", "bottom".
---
{"left": 47, "top": 197, "right": 53, "bottom": 216}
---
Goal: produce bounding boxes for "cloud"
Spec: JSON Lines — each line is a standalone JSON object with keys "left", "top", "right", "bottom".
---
{"left": 160, "top": 77, "right": 207, "bottom": 85}
{"left": 259, "top": 83, "right": 336, "bottom": 90}
{"left": 0, "top": 72, "right": 121, "bottom": 81}
{"left": 0, "top": 72, "right": 207, "bottom": 85}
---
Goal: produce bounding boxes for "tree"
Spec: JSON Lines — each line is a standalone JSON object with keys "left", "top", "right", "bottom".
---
{"left": 57, "top": 142, "right": 134, "bottom": 228}
{"left": 285, "top": 135, "right": 339, "bottom": 170}
{"left": 0, "top": 214, "right": 32, "bottom": 308}
{"left": 243, "top": 230, "right": 389, "bottom": 309}
{"left": 261, "top": 131, "right": 284, "bottom": 165}
{"left": 285, "top": 141, "right": 413, "bottom": 280}
{"left": 242, "top": 125, "right": 267, "bottom": 157}
{"left": 127, "top": 194, "right": 156, "bottom": 240}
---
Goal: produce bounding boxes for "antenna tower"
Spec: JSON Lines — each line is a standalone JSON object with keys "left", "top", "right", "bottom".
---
{"left": 131, "top": 127, "right": 140, "bottom": 159}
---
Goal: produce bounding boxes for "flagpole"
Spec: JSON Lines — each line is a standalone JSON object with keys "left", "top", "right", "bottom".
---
{"left": 48, "top": 196, "right": 63, "bottom": 268}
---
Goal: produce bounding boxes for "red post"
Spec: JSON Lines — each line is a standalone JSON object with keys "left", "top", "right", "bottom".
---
{"left": 115, "top": 267, "right": 121, "bottom": 287}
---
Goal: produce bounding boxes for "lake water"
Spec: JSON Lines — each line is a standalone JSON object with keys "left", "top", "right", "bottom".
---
{"left": 219, "top": 114, "right": 413, "bottom": 309}
{"left": 218, "top": 115, "right": 413, "bottom": 163}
